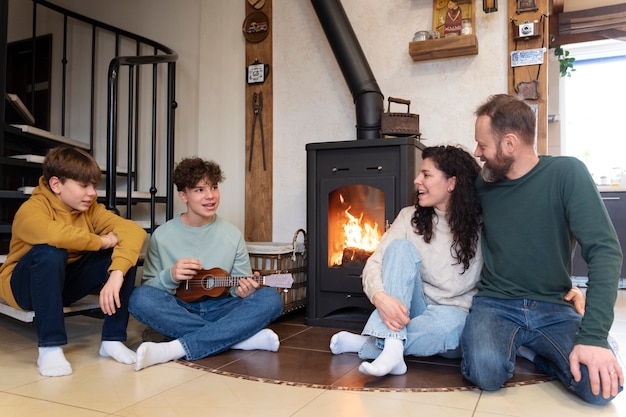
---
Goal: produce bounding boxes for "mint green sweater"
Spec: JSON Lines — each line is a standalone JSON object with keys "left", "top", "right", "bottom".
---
{"left": 141, "top": 214, "right": 252, "bottom": 293}
{"left": 476, "top": 155, "right": 622, "bottom": 348}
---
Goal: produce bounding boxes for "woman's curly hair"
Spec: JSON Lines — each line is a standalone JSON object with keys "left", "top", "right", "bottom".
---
{"left": 411, "top": 145, "right": 482, "bottom": 271}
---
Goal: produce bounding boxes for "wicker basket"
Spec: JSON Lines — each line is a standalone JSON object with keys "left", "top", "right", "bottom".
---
{"left": 247, "top": 229, "right": 307, "bottom": 315}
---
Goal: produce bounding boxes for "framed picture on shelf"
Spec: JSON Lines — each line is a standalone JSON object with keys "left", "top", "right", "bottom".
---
{"left": 433, "top": 0, "right": 473, "bottom": 39}
{"left": 516, "top": 0, "right": 538, "bottom": 14}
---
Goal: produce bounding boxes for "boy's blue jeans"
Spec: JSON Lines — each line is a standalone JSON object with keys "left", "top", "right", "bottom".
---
{"left": 10, "top": 244, "right": 136, "bottom": 347}
{"left": 461, "top": 296, "right": 623, "bottom": 405}
{"left": 129, "top": 284, "right": 283, "bottom": 360}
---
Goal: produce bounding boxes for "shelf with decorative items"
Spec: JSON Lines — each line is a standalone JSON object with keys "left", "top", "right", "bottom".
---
{"left": 409, "top": 0, "right": 478, "bottom": 62}
{"left": 409, "top": 33, "right": 478, "bottom": 61}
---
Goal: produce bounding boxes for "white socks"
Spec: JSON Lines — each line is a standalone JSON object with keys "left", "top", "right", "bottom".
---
{"left": 232, "top": 329, "right": 280, "bottom": 352}
{"left": 37, "top": 347, "right": 72, "bottom": 377}
{"left": 330, "top": 331, "right": 368, "bottom": 354}
{"left": 358, "top": 338, "right": 407, "bottom": 377}
{"left": 331, "top": 333, "right": 407, "bottom": 377}
{"left": 38, "top": 342, "right": 136, "bottom": 377}
{"left": 99, "top": 341, "right": 137, "bottom": 364}
{"left": 134, "top": 329, "right": 280, "bottom": 372}
{"left": 135, "top": 339, "right": 186, "bottom": 371}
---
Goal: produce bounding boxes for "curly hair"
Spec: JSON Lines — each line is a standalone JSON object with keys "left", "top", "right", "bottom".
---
{"left": 173, "top": 157, "right": 224, "bottom": 191}
{"left": 411, "top": 145, "right": 482, "bottom": 271}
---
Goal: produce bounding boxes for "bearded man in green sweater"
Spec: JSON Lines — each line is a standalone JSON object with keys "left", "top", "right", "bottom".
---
{"left": 461, "top": 94, "right": 623, "bottom": 405}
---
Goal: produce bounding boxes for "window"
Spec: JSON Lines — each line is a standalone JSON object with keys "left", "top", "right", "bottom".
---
{"left": 560, "top": 40, "right": 626, "bottom": 185}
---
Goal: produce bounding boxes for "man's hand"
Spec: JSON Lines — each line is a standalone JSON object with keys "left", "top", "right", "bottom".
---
{"left": 564, "top": 286, "right": 585, "bottom": 315}
{"left": 371, "top": 291, "right": 410, "bottom": 332}
{"left": 570, "top": 344, "right": 624, "bottom": 399}
{"left": 170, "top": 258, "right": 202, "bottom": 282}
{"left": 100, "top": 270, "right": 124, "bottom": 315}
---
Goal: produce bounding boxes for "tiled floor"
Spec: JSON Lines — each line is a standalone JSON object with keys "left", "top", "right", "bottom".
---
{"left": 0, "top": 290, "right": 625, "bottom": 417}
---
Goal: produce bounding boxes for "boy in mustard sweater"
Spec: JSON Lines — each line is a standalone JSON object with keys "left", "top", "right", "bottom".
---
{"left": 0, "top": 146, "right": 146, "bottom": 377}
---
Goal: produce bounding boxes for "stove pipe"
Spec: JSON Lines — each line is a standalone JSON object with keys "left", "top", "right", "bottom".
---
{"left": 311, "top": 0, "right": 384, "bottom": 140}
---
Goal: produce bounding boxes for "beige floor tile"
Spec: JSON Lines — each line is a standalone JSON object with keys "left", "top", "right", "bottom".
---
{"left": 7, "top": 360, "right": 205, "bottom": 414}
{"left": 289, "top": 389, "right": 475, "bottom": 417}
{"left": 356, "top": 388, "right": 481, "bottom": 410}
{"left": 475, "top": 381, "right": 626, "bottom": 417}
{"left": 0, "top": 346, "right": 44, "bottom": 391}
{"left": 0, "top": 392, "right": 107, "bottom": 417}
{"left": 116, "top": 371, "right": 325, "bottom": 417}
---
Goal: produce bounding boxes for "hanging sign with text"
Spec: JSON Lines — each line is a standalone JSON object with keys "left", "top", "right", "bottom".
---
{"left": 510, "top": 48, "right": 545, "bottom": 67}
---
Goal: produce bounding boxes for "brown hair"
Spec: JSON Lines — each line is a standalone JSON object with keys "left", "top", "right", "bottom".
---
{"left": 173, "top": 157, "right": 224, "bottom": 191}
{"left": 474, "top": 94, "right": 536, "bottom": 146}
{"left": 43, "top": 146, "right": 101, "bottom": 186}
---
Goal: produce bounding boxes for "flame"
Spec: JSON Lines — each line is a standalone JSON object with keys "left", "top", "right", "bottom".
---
{"left": 329, "top": 203, "right": 381, "bottom": 266}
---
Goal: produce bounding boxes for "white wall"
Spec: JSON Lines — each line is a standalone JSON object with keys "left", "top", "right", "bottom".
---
{"left": 7, "top": 0, "right": 510, "bottom": 243}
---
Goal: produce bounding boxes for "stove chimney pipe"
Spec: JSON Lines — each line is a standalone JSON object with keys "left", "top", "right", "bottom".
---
{"left": 311, "top": 0, "right": 384, "bottom": 139}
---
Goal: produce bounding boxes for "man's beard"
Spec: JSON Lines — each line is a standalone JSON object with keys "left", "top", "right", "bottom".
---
{"left": 481, "top": 150, "right": 513, "bottom": 183}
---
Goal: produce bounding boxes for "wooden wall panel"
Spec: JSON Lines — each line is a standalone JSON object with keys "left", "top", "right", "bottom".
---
{"left": 244, "top": 0, "right": 273, "bottom": 242}
{"left": 507, "top": 0, "right": 548, "bottom": 153}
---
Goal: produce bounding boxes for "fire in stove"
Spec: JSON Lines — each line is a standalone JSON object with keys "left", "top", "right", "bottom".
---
{"left": 327, "top": 185, "right": 384, "bottom": 268}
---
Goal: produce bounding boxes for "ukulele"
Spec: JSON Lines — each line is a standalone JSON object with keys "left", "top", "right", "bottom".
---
{"left": 175, "top": 267, "right": 294, "bottom": 302}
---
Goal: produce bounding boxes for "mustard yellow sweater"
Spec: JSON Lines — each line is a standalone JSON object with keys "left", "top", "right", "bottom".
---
{"left": 0, "top": 176, "right": 146, "bottom": 309}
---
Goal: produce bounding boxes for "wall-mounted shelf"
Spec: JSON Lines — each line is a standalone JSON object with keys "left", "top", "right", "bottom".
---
{"left": 408, "top": 34, "right": 478, "bottom": 61}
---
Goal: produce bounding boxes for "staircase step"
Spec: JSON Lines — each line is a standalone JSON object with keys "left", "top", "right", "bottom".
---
{"left": 10, "top": 124, "right": 90, "bottom": 150}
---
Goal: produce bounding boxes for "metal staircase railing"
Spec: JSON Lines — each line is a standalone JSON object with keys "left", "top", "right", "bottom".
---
{"left": 30, "top": 0, "right": 178, "bottom": 231}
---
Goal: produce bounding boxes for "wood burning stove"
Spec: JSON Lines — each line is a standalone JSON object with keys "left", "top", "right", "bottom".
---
{"left": 305, "top": 137, "right": 424, "bottom": 329}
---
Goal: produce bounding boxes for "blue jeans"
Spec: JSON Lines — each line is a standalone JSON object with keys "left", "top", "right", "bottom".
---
{"left": 461, "top": 296, "right": 622, "bottom": 405}
{"left": 359, "top": 239, "right": 468, "bottom": 360}
{"left": 128, "top": 284, "right": 283, "bottom": 360}
{"left": 10, "top": 244, "right": 136, "bottom": 347}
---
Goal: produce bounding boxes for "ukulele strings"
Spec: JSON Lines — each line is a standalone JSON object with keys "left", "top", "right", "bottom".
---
{"left": 184, "top": 275, "right": 264, "bottom": 287}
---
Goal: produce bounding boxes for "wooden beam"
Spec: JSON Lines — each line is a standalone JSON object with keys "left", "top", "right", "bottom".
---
{"left": 508, "top": 0, "right": 549, "bottom": 154}
{"left": 244, "top": 0, "right": 273, "bottom": 242}
{"left": 549, "top": 3, "right": 626, "bottom": 47}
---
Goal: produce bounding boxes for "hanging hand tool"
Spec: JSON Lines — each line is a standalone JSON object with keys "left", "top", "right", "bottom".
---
{"left": 248, "top": 91, "right": 267, "bottom": 171}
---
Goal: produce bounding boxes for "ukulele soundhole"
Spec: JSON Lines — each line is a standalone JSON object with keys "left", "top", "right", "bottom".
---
{"left": 201, "top": 276, "right": 215, "bottom": 290}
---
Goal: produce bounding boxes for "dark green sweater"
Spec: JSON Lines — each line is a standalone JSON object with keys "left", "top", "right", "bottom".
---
{"left": 476, "top": 155, "right": 622, "bottom": 348}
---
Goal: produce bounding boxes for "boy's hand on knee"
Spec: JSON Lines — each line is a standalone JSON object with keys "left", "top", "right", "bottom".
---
{"left": 100, "top": 270, "right": 124, "bottom": 315}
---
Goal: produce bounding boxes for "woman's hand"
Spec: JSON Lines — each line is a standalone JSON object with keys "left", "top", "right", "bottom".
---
{"left": 372, "top": 291, "right": 410, "bottom": 332}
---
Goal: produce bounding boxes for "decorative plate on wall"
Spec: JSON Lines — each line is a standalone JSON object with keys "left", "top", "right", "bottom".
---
{"left": 242, "top": 11, "right": 270, "bottom": 43}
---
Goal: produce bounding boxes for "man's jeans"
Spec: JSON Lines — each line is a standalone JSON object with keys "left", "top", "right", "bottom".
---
{"left": 359, "top": 239, "right": 468, "bottom": 360}
{"left": 129, "top": 284, "right": 283, "bottom": 360}
{"left": 461, "top": 296, "right": 623, "bottom": 405}
{"left": 11, "top": 244, "right": 136, "bottom": 347}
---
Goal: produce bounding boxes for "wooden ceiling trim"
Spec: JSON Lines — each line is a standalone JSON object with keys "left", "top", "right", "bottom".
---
{"left": 550, "top": 3, "right": 626, "bottom": 46}
{"left": 559, "top": 4, "right": 626, "bottom": 35}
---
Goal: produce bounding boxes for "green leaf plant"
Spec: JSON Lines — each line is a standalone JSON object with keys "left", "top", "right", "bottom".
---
{"left": 554, "top": 45, "right": 576, "bottom": 77}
